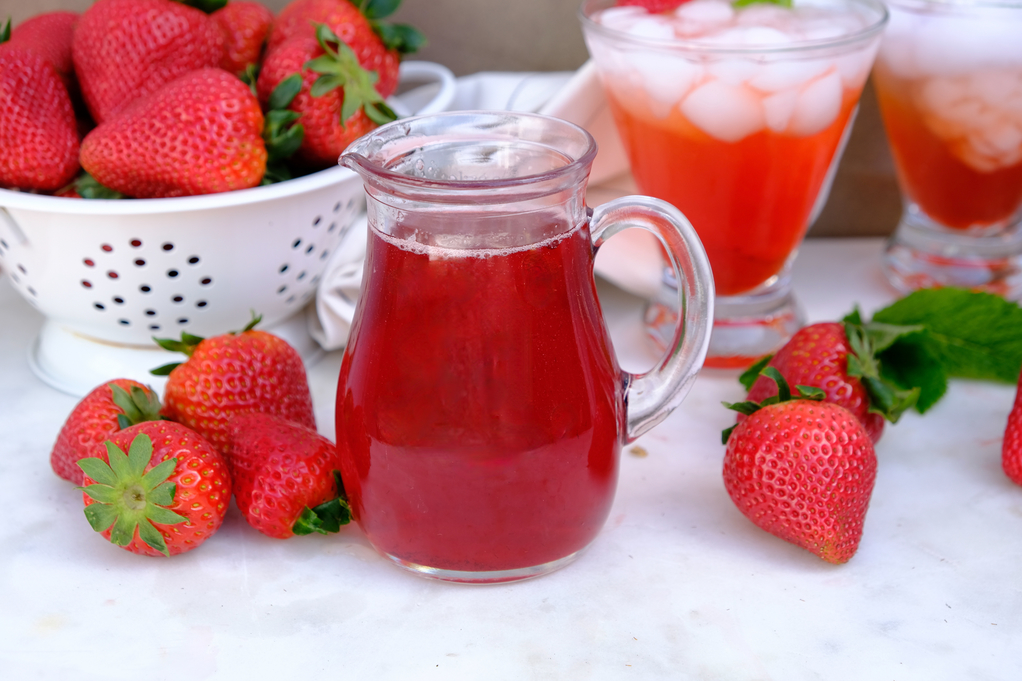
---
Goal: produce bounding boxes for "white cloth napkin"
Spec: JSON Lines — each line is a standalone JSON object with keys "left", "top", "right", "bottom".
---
{"left": 310, "top": 64, "right": 663, "bottom": 351}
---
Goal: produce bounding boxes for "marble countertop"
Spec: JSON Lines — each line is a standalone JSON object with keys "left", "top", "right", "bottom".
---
{"left": 2, "top": 238, "right": 1019, "bottom": 680}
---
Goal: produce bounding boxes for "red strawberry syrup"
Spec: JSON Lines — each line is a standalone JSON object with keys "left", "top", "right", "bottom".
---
{"left": 335, "top": 221, "right": 624, "bottom": 575}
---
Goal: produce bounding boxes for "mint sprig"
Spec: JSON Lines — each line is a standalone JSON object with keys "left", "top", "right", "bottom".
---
{"left": 871, "top": 288, "right": 1022, "bottom": 385}
{"left": 732, "top": 0, "right": 792, "bottom": 8}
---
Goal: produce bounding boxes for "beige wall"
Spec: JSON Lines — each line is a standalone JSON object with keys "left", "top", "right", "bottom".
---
{"left": 1, "top": 0, "right": 901, "bottom": 237}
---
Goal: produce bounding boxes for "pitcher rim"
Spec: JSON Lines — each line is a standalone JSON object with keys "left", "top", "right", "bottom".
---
{"left": 340, "top": 110, "right": 600, "bottom": 194}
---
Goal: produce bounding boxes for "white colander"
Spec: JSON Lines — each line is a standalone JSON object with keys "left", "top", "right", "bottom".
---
{"left": 0, "top": 61, "right": 456, "bottom": 396}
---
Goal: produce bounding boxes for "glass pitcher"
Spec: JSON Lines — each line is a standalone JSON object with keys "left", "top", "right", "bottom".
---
{"left": 337, "top": 111, "right": 713, "bottom": 583}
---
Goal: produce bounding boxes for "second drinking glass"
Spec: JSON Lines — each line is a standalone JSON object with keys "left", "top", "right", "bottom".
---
{"left": 580, "top": 0, "right": 888, "bottom": 367}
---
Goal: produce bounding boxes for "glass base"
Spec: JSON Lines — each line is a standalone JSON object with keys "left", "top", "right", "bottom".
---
{"left": 382, "top": 547, "right": 587, "bottom": 584}
{"left": 882, "top": 208, "right": 1022, "bottom": 300}
{"left": 644, "top": 268, "right": 804, "bottom": 369}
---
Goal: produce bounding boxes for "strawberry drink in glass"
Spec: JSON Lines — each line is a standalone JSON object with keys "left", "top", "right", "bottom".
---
{"left": 580, "top": 0, "right": 887, "bottom": 367}
{"left": 337, "top": 111, "right": 714, "bottom": 583}
{"left": 873, "top": 0, "right": 1022, "bottom": 297}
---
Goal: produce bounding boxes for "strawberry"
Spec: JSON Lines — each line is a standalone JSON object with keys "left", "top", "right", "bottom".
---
{"left": 0, "top": 42, "right": 80, "bottom": 191}
{"left": 740, "top": 318, "right": 925, "bottom": 443}
{"left": 1002, "top": 371, "right": 1022, "bottom": 486}
{"left": 50, "top": 380, "right": 163, "bottom": 485}
{"left": 212, "top": 1, "right": 275, "bottom": 77}
{"left": 267, "top": 0, "right": 425, "bottom": 100}
{"left": 153, "top": 315, "right": 316, "bottom": 456}
{"left": 79, "top": 68, "right": 267, "bottom": 198}
{"left": 723, "top": 368, "right": 877, "bottom": 564}
{"left": 72, "top": 0, "right": 225, "bottom": 123}
{"left": 78, "top": 423, "right": 231, "bottom": 557}
{"left": 226, "top": 413, "right": 351, "bottom": 539}
{"left": 8, "top": 11, "right": 78, "bottom": 88}
{"left": 616, "top": 0, "right": 688, "bottom": 12}
{"left": 257, "top": 26, "right": 395, "bottom": 169}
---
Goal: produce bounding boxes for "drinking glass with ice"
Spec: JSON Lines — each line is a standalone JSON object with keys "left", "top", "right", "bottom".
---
{"left": 580, "top": 0, "right": 888, "bottom": 367}
{"left": 874, "top": 0, "right": 1022, "bottom": 298}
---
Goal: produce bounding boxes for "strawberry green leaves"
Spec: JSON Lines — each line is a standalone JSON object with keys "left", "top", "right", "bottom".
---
{"left": 352, "top": 0, "right": 426, "bottom": 54}
{"left": 108, "top": 382, "right": 163, "bottom": 430}
{"left": 262, "top": 74, "right": 305, "bottom": 185}
{"left": 77, "top": 434, "right": 186, "bottom": 557}
{"left": 723, "top": 367, "right": 824, "bottom": 443}
{"left": 291, "top": 472, "right": 353, "bottom": 536}
{"left": 842, "top": 312, "right": 923, "bottom": 422}
{"left": 174, "top": 0, "right": 229, "bottom": 14}
{"left": 306, "top": 23, "right": 397, "bottom": 128}
{"left": 75, "top": 171, "right": 125, "bottom": 200}
{"left": 1, "top": 17, "right": 10, "bottom": 43}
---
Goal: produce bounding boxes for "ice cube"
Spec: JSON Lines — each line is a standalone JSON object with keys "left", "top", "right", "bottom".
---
{"left": 700, "top": 26, "right": 792, "bottom": 48}
{"left": 916, "top": 77, "right": 969, "bottom": 118}
{"left": 788, "top": 70, "right": 843, "bottom": 136}
{"left": 835, "top": 41, "right": 878, "bottom": 91}
{"left": 642, "top": 54, "right": 704, "bottom": 105}
{"left": 680, "top": 80, "right": 765, "bottom": 142}
{"left": 626, "top": 17, "right": 676, "bottom": 41}
{"left": 968, "top": 70, "right": 1022, "bottom": 107}
{"left": 953, "top": 140, "right": 1004, "bottom": 173}
{"left": 708, "top": 57, "right": 759, "bottom": 86}
{"left": 763, "top": 89, "right": 799, "bottom": 133}
{"left": 597, "top": 6, "right": 647, "bottom": 30}
{"left": 735, "top": 5, "right": 792, "bottom": 30}
{"left": 973, "top": 119, "right": 1022, "bottom": 156}
{"left": 674, "top": 0, "right": 735, "bottom": 27}
{"left": 748, "top": 58, "right": 831, "bottom": 92}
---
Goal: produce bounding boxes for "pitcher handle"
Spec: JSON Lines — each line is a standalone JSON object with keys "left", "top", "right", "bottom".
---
{"left": 590, "top": 196, "right": 715, "bottom": 443}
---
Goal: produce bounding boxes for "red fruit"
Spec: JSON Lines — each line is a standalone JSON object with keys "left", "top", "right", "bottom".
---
{"left": 616, "top": 0, "right": 688, "bottom": 12}
{"left": 257, "top": 33, "right": 388, "bottom": 169}
{"left": 156, "top": 317, "right": 316, "bottom": 456}
{"left": 267, "top": 0, "right": 400, "bottom": 98}
{"left": 213, "top": 1, "right": 275, "bottom": 76}
{"left": 1002, "top": 372, "right": 1022, "bottom": 486}
{"left": 723, "top": 385, "right": 877, "bottom": 564}
{"left": 0, "top": 43, "right": 80, "bottom": 191}
{"left": 72, "top": 0, "right": 225, "bottom": 123}
{"left": 80, "top": 68, "right": 267, "bottom": 198}
{"left": 78, "top": 422, "right": 231, "bottom": 557}
{"left": 50, "top": 379, "right": 163, "bottom": 485}
{"left": 745, "top": 323, "right": 885, "bottom": 442}
{"left": 227, "top": 413, "right": 351, "bottom": 539}
{"left": 9, "top": 11, "right": 78, "bottom": 88}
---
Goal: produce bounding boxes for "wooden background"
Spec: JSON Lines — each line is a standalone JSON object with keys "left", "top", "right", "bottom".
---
{"left": 0, "top": 0, "right": 903, "bottom": 237}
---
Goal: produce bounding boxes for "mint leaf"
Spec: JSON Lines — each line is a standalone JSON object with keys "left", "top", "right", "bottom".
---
{"left": 871, "top": 288, "right": 1022, "bottom": 384}
{"left": 875, "top": 331, "right": 947, "bottom": 413}
{"left": 733, "top": 0, "right": 792, "bottom": 8}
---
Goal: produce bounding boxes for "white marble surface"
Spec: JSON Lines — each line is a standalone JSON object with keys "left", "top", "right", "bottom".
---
{"left": 2, "top": 238, "right": 1020, "bottom": 680}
